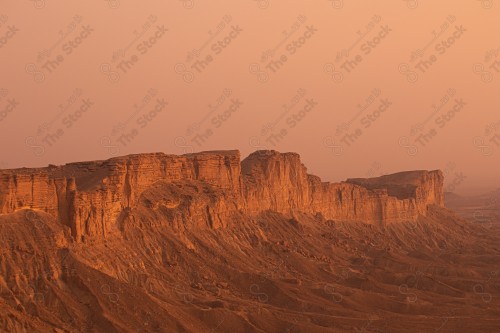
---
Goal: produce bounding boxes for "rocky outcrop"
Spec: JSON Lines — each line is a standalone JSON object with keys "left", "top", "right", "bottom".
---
{"left": 0, "top": 150, "right": 444, "bottom": 241}
{"left": 346, "top": 170, "right": 445, "bottom": 215}
{"left": 241, "top": 151, "right": 443, "bottom": 223}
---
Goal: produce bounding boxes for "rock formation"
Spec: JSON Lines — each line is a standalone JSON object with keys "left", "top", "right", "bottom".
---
{"left": 3, "top": 150, "right": 498, "bottom": 333}
{"left": 0, "top": 150, "right": 444, "bottom": 242}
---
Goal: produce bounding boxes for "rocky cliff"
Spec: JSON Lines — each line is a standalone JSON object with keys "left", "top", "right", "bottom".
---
{"left": 0, "top": 150, "right": 444, "bottom": 242}
{"left": 241, "top": 151, "right": 443, "bottom": 223}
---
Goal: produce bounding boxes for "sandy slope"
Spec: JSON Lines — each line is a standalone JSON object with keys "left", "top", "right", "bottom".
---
{"left": 1, "top": 191, "right": 500, "bottom": 333}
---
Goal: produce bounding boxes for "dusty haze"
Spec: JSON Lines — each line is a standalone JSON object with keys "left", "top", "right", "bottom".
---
{"left": 0, "top": 0, "right": 499, "bottom": 195}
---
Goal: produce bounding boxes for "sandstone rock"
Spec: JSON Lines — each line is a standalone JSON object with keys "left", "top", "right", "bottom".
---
{"left": 0, "top": 150, "right": 444, "bottom": 242}
{"left": 217, "top": 281, "right": 229, "bottom": 289}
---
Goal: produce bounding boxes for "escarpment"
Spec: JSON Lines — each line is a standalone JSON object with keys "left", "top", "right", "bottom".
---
{"left": 0, "top": 150, "right": 444, "bottom": 242}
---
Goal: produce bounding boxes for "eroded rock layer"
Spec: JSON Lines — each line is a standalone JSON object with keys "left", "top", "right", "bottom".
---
{"left": 0, "top": 150, "right": 443, "bottom": 241}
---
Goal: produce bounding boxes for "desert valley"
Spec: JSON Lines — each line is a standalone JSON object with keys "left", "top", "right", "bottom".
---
{"left": 0, "top": 150, "right": 498, "bottom": 332}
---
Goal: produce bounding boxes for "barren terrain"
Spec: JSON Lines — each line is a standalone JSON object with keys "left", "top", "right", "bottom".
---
{"left": 0, "top": 151, "right": 499, "bottom": 332}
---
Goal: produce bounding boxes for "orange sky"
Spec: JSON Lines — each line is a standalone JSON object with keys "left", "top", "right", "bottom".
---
{"left": 0, "top": 0, "right": 499, "bottom": 195}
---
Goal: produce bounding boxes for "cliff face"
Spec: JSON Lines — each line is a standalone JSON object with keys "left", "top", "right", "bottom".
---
{"left": 241, "top": 151, "right": 443, "bottom": 223}
{"left": 0, "top": 150, "right": 444, "bottom": 241}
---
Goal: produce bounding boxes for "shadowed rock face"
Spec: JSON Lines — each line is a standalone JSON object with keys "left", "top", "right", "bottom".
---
{"left": 346, "top": 170, "right": 444, "bottom": 208}
{"left": 0, "top": 150, "right": 443, "bottom": 242}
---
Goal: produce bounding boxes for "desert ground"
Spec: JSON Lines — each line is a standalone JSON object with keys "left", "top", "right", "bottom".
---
{"left": 0, "top": 153, "right": 499, "bottom": 332}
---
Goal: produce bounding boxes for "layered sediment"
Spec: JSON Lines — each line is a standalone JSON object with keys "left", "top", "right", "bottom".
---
{"left": 0, "top": 150, "right": 444, "bottom": 241}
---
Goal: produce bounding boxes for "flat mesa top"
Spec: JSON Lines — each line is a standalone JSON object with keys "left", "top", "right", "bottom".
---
{"left": 348, "top": 170, "right": 442, "bottom": 186}
{"left": 0, "top": 150, "right": 241, "bottom": 173}
{"left": 0, "top": 150, "right": 441, "bottom": 195}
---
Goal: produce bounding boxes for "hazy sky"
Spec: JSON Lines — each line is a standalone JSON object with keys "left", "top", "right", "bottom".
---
{"left": 0, "top": 0, "right": 499, "bottom": 195}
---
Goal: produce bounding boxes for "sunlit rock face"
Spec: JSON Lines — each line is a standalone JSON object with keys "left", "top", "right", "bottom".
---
{"left": 0, "top": 150, "right": 443, "bottom": 241}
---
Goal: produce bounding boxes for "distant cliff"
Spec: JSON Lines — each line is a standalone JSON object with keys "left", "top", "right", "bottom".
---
{"left": 0, "top": 150, "right": 444, "bottom": 242}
